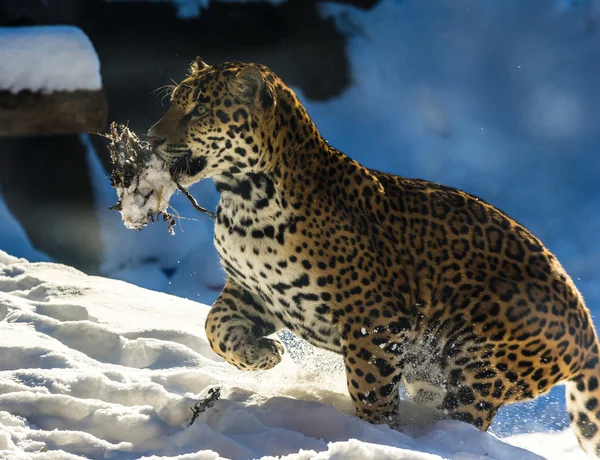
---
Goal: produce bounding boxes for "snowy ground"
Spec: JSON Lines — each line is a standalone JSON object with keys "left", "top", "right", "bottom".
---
{"left": 0, "top": 251, "right": 586, "bottom": 459}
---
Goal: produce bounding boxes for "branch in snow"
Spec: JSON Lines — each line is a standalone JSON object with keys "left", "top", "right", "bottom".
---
{"left": 189, "top": 387, "right": 222, "bottom": 426}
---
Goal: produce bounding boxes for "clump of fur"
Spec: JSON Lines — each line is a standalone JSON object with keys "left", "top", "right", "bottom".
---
{"left": 104, "top": 122, "right": 177, "bottom": 234}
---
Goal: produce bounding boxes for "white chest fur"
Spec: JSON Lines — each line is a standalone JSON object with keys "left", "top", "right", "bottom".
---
{"left": 213, "top": 174, "right": 341, "bottom": 352}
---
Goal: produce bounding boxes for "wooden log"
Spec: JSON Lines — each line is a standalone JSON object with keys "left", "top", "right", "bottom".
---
{"left": 0, "top": 89, "right": 107, "bottom": 137}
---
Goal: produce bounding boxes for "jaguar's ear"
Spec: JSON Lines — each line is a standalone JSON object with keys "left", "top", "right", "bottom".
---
{"left": 189, "top": 56, "right": 209, "bottom": 75}
{"left": 232, "top": 66, "right": 275, "bottom": 110}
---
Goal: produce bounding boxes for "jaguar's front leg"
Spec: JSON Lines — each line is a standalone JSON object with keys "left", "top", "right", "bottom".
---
{"left": 205, "top": 279, "right": 284, "bottom": 370}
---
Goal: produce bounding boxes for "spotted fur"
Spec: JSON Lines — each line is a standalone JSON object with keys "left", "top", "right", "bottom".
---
{"left": 148, "top": 58, "right": 600, "bottom": 457}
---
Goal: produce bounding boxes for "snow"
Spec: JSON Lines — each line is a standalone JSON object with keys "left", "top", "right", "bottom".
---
{"left": 507, "top": 430, "right": 584, "bottom": 459}
{"left": 0, "top": 26, "right": 102, "bottom": 94}
{"left": 0, "top": 250, "right": 581, "bottom": 459}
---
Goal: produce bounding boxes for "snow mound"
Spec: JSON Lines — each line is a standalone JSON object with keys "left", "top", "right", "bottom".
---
{"left": 0, "top": 26, "right": 102, "bottom": 94}
{"left": 0, "top": 250, "right": 575, "bottom": 459}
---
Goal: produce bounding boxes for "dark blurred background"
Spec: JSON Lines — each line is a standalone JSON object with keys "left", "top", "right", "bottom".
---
{"left": 1, "top": 0, "right": 599, "bottom": 436}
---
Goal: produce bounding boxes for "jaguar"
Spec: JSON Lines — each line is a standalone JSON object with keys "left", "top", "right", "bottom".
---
{"left": 147, "top": 57, "right": 600, "bottom": 457}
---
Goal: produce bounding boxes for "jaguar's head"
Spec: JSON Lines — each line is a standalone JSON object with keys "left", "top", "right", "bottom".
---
{"left": 147, "top": 58, "right": 279, "bottom": 186}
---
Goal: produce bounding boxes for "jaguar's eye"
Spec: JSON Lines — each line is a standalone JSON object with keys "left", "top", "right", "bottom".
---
{"left": 194, "top": 105, "right": 208, "bottom": 117}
